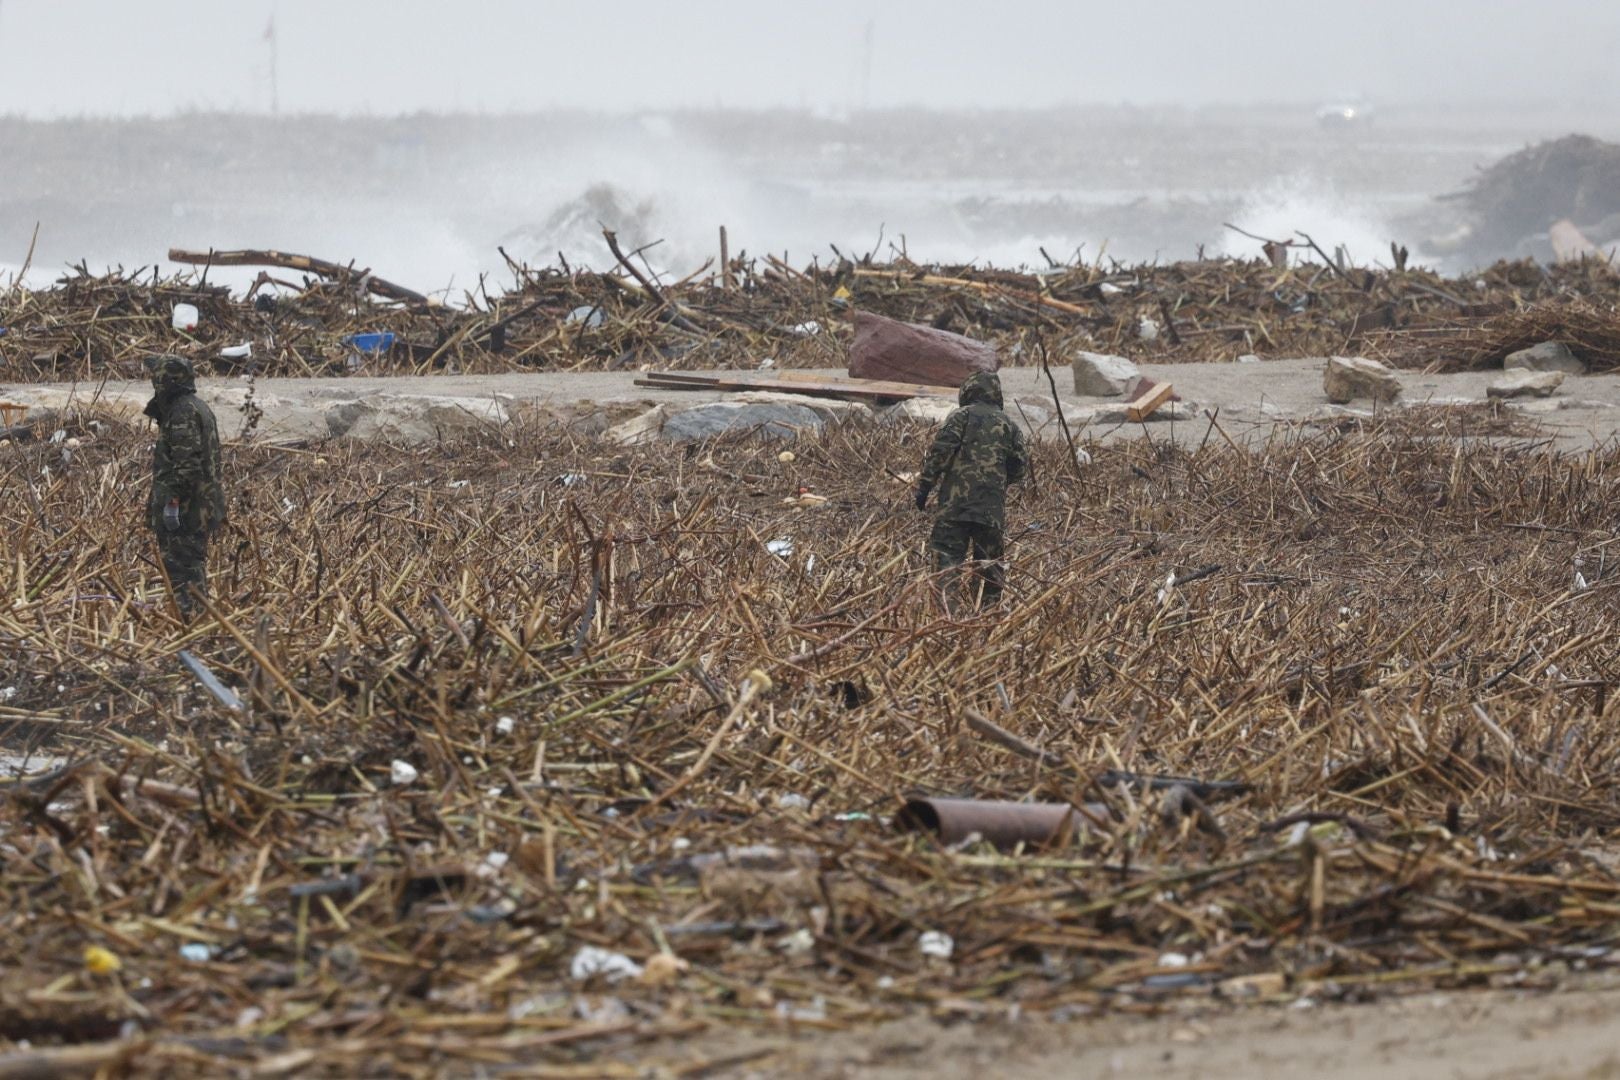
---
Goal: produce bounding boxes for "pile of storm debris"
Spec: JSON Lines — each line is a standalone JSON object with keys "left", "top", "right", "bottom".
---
{"left": 4, "top": 228, "right": 1620, "bottom": 385}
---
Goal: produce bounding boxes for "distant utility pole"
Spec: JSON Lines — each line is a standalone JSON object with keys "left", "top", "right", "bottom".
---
{"left": 264, "top": 6, "right": 279, "bottom": 115}
{"left": 860, "top": 19, "right": 874, "bottom": 111}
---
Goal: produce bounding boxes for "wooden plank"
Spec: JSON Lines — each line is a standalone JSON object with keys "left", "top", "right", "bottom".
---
{"left": 638, "top": 371, "right": 950, "bottom": 404}
{"left": 783, "top": 372, "right": 959, "bottom": 397}
{"left": 638, "top": 371, "right": 724, "bottom": 386}
{"left": 1126, "top": 380, "right": 1175, "bottom": 422}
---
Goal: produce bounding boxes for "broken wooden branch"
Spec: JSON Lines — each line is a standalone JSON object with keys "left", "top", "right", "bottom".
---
{"left": 166, "top": 247, "right": 431, "bottom": 305}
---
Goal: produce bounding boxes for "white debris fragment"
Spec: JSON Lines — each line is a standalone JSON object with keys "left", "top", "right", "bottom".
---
{"left": 766, "top": 538, "right": 794, "bottom": 558}
{"left": 779, "top": 928, "right": 815, "bottom": 955}
{"left": 389, "top": 759, "right": 419, "bottom": 786}
{"left": 777, "top": 792, "right": 811, "bottom": 811}
{"left": 1137, "top": 316, "right": 1160, "bottom": 341}
{"left": 1156, "top": 571, "right": 1177, "bottom": 605}
{"left": 790, "top": 321, "right": 822, "bottom": 336}
{"left": 447, "top": 479, "right": 469, "bottom": 489}
{"left": 494, "top": 716, "right": 516, "bottom": 736}
{"left": 179, "top": 943, "right": 213, "bottom": 963}
{"left": 774, "top": 998, "right": 828, "bottom": 1022}
{"left": 570, "top": 946, "right": 643, "bottom": 983}
{"left": 1074, "top": 447, "right": 1092, "bottom": 466}
{"left": 1158, "top": 952, "right": 1190, "bottom": 968}
{"left": 219, "top": 342, "right": 252, "bottom": 359}
{"left": 918, "top": 930, "right": 955, "bottom": 959}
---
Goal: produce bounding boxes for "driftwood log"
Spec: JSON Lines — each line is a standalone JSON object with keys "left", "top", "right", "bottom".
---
{"left": 166, "top": 247, "right": 431, "bottom": 305}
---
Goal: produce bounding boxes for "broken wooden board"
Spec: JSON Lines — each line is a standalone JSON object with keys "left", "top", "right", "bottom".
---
{"left": 1125, "top": 380, "right": 1175, "bottom": 421}
{"left": 637, "top": 371, "right": 956, "bottom": 404}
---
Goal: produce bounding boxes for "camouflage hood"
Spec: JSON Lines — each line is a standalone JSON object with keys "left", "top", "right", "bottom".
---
{"left": 144, "top": 355, "right": 197, "bottom": 419}
{"left": 958, "top": 370, "right": 1003, "bottom": 408}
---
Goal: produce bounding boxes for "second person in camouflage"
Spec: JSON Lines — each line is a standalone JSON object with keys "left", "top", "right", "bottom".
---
{"left": 914, "top": 370, "right": 1028, "bottom": 607}
{"left": 144, "top": 355, "right": 227, "bottom": 617}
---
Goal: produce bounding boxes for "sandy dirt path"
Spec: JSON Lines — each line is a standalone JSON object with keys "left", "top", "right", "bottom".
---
{"left": 660, "top": 977, "right": 1620, "bottom": 1078}
{"left": 8, "top": 359, "right": 1620, "bottom": 448}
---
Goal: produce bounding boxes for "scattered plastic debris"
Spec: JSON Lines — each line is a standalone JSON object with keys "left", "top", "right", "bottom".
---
{"left": 565, "top": 305, "right": 604, "bottom": 329}
{"left": 766, "top": 538, "right": 794, "bottom": 558}
{"left": 345, "top": 332, "right": 396, "bottom": 354}
{"left": 179, "top": 943, "right": 214, "bottom": 963}
{"left": 389, "top": 760, "right": 419, "bottom": 786}
{"left": 569, "top": 946, "right": 644, "bottom": 983}
{"left": 171, "top": 303, "right": 199, "bottom": 331}
{"left": 83, "top": 945, "right": 122, "bottom": 974}
{"left": 919, "top": 931, "right": 955, "bottom": 959}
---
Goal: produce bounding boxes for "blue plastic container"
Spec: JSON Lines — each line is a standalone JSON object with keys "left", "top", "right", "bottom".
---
{"left": 345, "top": 331, "right": 396, "bottom": 354}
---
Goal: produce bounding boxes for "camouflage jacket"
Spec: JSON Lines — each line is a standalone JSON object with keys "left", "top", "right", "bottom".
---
{"left": 147, "top": 392, "right": 226, "bottom": 534}
{"left": 919, "top": 371, "right": 1027, "bottom": 527}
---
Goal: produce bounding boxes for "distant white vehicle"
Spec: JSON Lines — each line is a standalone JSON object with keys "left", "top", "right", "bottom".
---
{"left": 1316, "top": 101, "right": 1374, "bottom": 127}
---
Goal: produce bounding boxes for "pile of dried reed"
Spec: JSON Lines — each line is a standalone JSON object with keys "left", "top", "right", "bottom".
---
{"left": 2, "top": 411, "right": 1618, "bottom": 1074}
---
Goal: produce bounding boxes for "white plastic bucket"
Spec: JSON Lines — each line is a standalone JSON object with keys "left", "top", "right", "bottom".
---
{"left": 172, "top": 303, "right": 199, "bottom": 331}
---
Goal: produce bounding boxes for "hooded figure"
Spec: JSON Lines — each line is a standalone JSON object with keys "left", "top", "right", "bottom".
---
{"left": 144, "top": 355, "right": 225, "bottom": 615}
{"left": 914, "top": 370, "right": 1027, "bottom": 606}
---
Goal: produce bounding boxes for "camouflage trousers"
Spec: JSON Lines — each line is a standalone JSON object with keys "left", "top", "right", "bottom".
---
{"left": 157, "top": 529, "right": 209, "bottom": 616}
{"left": 928, "top": 518, "right": 1005, "bottom": 608}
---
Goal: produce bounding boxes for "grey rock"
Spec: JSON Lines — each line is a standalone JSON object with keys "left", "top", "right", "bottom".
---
{"left": 1091, "top": 400, "right": 1197, "bottom": 425}
{"left": 880, "top": 397, "right": 958, "bottom": 426}
{"left": 1071, "top": 351, "right": 1140, "bottom": 397}
{"left": 328, "top": 394, "right": 509, "bottom": 444}
{"left": 1487, "top": 370, "right": 1565, "bottom": 399}
{"left": 726, "top": 391, "right": 869, "bottom": 424}
{"left": 1323, "top": 356, "right": 1400, "bottom": 405}
{"left": 659, "top": 401, "right": 824, "bottom": 443}
{"left": 1503, "top": 341, "right": 1586, "bottom": 375}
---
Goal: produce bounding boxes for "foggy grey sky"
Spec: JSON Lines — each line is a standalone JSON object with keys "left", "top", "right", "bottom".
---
{"left": 0, "top": 0, "right": 1617, "bottom": 115}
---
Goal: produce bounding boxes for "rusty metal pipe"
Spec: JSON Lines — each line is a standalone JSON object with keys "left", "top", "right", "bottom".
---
{"left": 896, "top": 797, "right": 1107, "bottom": 849}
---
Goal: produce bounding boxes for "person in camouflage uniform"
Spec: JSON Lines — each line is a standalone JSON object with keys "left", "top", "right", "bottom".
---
{"left": 144, "top": 355, "right": 226, "bottom": 616}
{"left": 914, "top": 370, "right": 1028, "bottom": 607}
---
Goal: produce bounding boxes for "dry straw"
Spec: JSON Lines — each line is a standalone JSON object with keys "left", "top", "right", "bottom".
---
{"left": 2, "top": 402, "right": 1618, "bottom": 1073}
